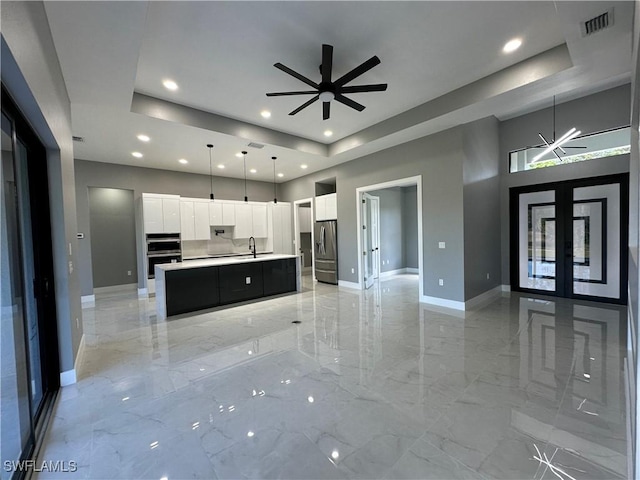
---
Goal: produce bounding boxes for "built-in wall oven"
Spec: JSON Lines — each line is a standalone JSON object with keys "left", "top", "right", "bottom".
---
{"left": 146, "top": 233, "right": 181, "bottom": 279}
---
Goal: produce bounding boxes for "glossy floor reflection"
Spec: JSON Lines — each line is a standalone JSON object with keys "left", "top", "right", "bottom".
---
{"left": 36, "top": 275, "right": 627, "bottom": 479}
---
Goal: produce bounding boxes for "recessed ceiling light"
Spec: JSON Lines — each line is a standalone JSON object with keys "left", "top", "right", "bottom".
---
{"left": 324, "top": 130, "right": 333, "bottom": 137}
{"left": 162, "top": 79, "right": 178, "bottom": 91}
{"left": 300, "top": 164, "right": 308, "bottom": 169}
{"left": 260, "top": 110, "right": 271, "bottom": 119}
{"left": 217, "top": 164, "right": 225, "bottom": 169}
{"left": 503, "top": 38, "right": 522, "bottom": 53}
{"left": 250, "top": 168, "right": 257, "bottom": 173}
{"left": 132, "top": 151, "right": 143, "bottom": 158}
{"left": 137, "top": 134, "right": 150, "bottom": 142}
{"left": 235, "top": 152, "right": 243, "bottom": 158}
{"left": 277, "top": 173, "right": 284, "bottom": 178}
{"left": 178, "top": 159, "right": 188, "bottom": 164}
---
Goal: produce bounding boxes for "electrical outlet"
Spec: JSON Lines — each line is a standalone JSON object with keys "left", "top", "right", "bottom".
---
{"left": 127, "top": 270, "right": 132, "bottom": 276}
{"left": 486, "top": 273, "right": 490, "bottom": 280}
{"left": 351, "top": 268, "right": 355, "bottom": 274}
{"left": 76, "top": 317, "right": 79, "bottom": 329}
{"left": 246, "top": 276, "right": 251, "bottom": 285}
{"left": 438, "top": 278, "right": 444, "bottom": 286}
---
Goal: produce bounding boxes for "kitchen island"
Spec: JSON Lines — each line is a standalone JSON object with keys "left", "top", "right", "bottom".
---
{"left": 155, "top": 254, "right": 300, "bottom": 318}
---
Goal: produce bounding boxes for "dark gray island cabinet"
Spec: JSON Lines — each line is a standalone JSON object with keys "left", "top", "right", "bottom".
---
{"left": 155, "top": 255, "right": 300, "bottom": 318}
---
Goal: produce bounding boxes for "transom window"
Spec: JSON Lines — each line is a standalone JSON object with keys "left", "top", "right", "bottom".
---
{"left": 509, "top": 126, "right": 630, "bottom": 173}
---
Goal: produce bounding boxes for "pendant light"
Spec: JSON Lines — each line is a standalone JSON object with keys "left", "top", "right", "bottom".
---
{"left": 242, "top": 151, "right": 248, "bottom": 202}
{"left": 207, "top": 144, "right": 214, "bottom": 200}
{"left": 272, "top": 156, "right": 278, "bottom": 204}
{"left": 532, "top": 96, "right": 583, "bottom": 162}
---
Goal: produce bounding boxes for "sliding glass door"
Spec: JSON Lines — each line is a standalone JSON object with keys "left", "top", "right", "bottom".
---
{"left": 510, "top": 174, "right": 628, "bottom": 304}
{"left": 1, "top": 88, "right": 60, "bottom": 479}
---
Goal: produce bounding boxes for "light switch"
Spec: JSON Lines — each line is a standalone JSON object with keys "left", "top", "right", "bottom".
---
{"left": 246, "top": 276, "right": 251, "bottom": 285}
{"left": 438, "top": 278, "right": 444, "bottom": 286}
{"left": 438, "top": 242, "right": 446, "bottom": 249}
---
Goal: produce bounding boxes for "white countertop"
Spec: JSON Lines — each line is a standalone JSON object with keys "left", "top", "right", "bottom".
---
{"left": 155, "top": 254, "right": 299, "bottom": 272}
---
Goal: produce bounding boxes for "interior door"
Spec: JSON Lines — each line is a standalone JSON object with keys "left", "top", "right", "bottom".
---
{"left": 362, "top": 193, "right": 374, "bottom": 289}
{"left": 369, "top": 195, "right": 380, "bottom": 279}
{"left": 511, "top": 174, "right": 628, "bottom": 304}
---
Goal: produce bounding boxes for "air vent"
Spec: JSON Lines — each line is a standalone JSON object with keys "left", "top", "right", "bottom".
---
{"left": 582, "top": 9, "right": 613, "bottom": 36}
{"left": 247, "top": 142, "right": 264, "bottom": 149}
{"left": 72, "top": 136, "right": 85, "bottom": 142}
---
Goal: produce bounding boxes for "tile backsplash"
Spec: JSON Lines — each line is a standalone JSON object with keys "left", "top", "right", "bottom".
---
{"left": 182, "top": 230, "right": 268, "bottom": 258}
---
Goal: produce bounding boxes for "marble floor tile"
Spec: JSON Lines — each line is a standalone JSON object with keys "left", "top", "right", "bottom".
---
{"left": 34, "top": 274, "right": 627, "bottom": 479}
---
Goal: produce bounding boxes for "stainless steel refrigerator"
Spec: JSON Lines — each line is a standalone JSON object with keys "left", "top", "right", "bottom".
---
{"left": 314, "top": 220, "right": 338, "bottom": 284}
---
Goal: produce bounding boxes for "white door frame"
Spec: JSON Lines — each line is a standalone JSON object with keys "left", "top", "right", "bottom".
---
{"left": 293, "top": 198, "right": 315, "bottom": 280}
{"left": 355, "top": 176, "right": 423, "bottom": 293}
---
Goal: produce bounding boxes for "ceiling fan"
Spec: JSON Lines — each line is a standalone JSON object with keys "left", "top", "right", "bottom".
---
{"left": 266, "top": 44, "right": 387, "bottom": 120}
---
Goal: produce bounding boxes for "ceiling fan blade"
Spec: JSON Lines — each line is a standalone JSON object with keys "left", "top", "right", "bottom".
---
{"left": 334, "top": 56, "right": 381, "bottom": 87}
{"left": 266, "top": 90, "right": 318, "bottom": 96}
{"left": 335, "top": 94, "right": 365, "bottom": 112}
{"left": 323, "top": 102, "right": 330, "bottom": 120}
{"left": 339, "top": 84, "right": 388, "bottom": 94}
{"left": 274, "top": 63, "right": 319, "bottom": 89}
{"left": 289, "top": 95, "right": 319, "bottom": 116}
{"left": 321, "top": 44, "right": 333, "bottom": 83}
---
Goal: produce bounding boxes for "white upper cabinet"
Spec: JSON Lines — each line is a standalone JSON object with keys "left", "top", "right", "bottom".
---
{"left": 233, "top": 203, "right": 253, "bottom": 238}
{"left": 232, "top": 202, "right": 268, "bottom": 238}
{"left": 209, "top": 201, "right": 236, "bottom": 226}
{"left": 180, "top": 198, "right": 210, "bottom": 241}
{"left": 252, "top": 204, "right": 268, "bottom": 238}
{"left": 142, "top": 193, "right": 181, "bottom": 234}
{"left": 315, "top": 193, "right": 337, "bottom": 221}
{"left": 269, "top": 203, "right": 292, "bottom": 254}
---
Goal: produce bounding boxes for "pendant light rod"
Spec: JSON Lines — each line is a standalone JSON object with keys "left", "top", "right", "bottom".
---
{"left": 207, "top": 144, "right": 214, "bottom": 200}
{"left": 272, "top": 156, "right": 277, "bottom": 204}
{"left": 242, "top": 151, "right": 248, "bottom": 202}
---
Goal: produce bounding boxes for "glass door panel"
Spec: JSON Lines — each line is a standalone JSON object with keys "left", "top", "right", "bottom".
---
{"left": 572, "top": 183, "right": 621, "bottom": 299}
{"left": 1, "top": 111, "right": 34, "bottom": 479}
{"left": 518, "top": 190, "right": 556, "bottom": 291}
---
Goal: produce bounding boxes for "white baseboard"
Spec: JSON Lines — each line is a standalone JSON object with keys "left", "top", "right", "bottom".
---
{"left": 60, "top": 369, "right": 76, "bottom": 386}
{"left": 338, "top": 280, "right": 361, "bottom": 290}
{"left": 419, "top": 294, "right": 465, "bottom": 311}
{"left": 380, "top": 267, "right": 419, "bottom": 278}
{"left": 60, "top": 333, "right": 86, "bottom": 386}
{"left": 464, "top": 285, "right": 502, "bottom": 311}
{"left": 81, "top": 295, "right": 95, "bottom": 307}
{"left": 501, "top": 284, "right": 511, "bottom": 292}
{"left": 380, "top": 268, "right": 407, "bottom": 277}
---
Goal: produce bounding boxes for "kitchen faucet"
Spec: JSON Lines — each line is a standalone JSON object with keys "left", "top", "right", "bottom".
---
{"left": 249, "top": 236, "right": 256, "bottom": 258}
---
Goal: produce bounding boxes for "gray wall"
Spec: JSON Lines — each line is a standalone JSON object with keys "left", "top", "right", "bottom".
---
{"left": 2, "top": 2, "right": 83, "bottom": 373}
{"left": 75, "top": 159, "right": 278, "bottom": 295}
{"left": 463, "top": 116, "right": 501, "bottom": 300}
{"left": 499, "top": 85, "right": 631, "bottom": 285}
{"left": 88, "top": 188, "right": 137, "bottom": 288}
{"left": 402, "top": 186, "right": 418, "bottom": 269}
{"left": 282, "top": 126, "right": 466, "bottom": 302}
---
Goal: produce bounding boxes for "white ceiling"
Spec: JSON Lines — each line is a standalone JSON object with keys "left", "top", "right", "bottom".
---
{"left": 43, "top": 1, "right": 633, "bottom": 183}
